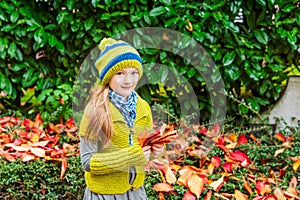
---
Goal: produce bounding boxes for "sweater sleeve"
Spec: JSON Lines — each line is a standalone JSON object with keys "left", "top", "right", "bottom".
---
{"left": 90, "top": 145, "right": 147, "bottom": 175}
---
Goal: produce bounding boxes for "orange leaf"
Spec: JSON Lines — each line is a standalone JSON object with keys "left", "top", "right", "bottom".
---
{"left": 177, "top": 169, "right": 193, "bottom": 186}
{"left": 165, "top": 165, "right": 177, "bottom": 184}
{"left": 274, "top": 148, "right": 285, "bottom": 157}
{"left": 204, "top": 190, "right": 212, "bottom": 200}
{"left": 158, "top": 192, "right": 165, "bottom": 200}
{"left": 234, "top": 190, "right": 248, "bottom": 200}
{"left": 183, "top": 191, "right": 196, "bottom": 200}
{"left": 21, "top": 152, "right": 36, "bottom": 162}
{"left": 2, "top": 151, "right": 16, "bottom": 162}
{"left": 5, "top": 143, "right": 30, "bottom": 152}
{"left": 30, "top": 147, "right": 45, "bottom": 157}
{"left": 275, "top": 133, "right": 286, "bottom": 142}
{"left": 227, "top": 133, "right": 238, "bottom": 142}
{"left": 31, "top": 140, "right": 49, "bottom": 147}
{"left": 187, "top": 174, "right": 203, "bottom": 198}
{"left": 274, "top": 188, "right": 286, "bottom": 200}
{"left": 243, "top": 178, "right": 253, "bottom": 195}
{"left": 209, "top": 176, "right": 224, "bottom": 191}
{"left": 153, "top": 183, "right": 174, "bottom": 193}
{"left": 60, "top": 156, "right": 68, "bottom": 181}
{"left": 292, "top": 159, "right": 300, "bottom": 172}
{"left": 34, "top": 113, "right": 44, "bottom": 127}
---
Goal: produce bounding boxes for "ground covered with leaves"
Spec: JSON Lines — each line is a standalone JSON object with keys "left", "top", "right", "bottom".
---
{"left": 0, "top": 114, "right": 299, "bottom": 199}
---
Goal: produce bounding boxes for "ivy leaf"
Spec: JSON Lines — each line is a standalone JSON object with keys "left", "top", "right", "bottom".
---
{"left": 10, "top": 10, "right": 19, "bottom": 23}
{"left": 8, "top": 41, "right": 17, "bottom": 58}
{"left": 84, "top": 17, "right": 94, "bottom": 31}
{"left": 48, "top": 34, "right": 57, "bottom": 47}
{"left": 222, "top": 51, "right": 236, "bottom": 66}
{"left": 149, "top": 6, "right": 166, "bottom": 17}
{"left": 254, "top": 29, "right": 268, "bottom": 44}
{"left": 66, "top": 0, "right": 75, "bottom": 10}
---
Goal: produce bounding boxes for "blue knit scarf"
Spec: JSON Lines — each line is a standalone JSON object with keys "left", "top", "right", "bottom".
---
{"left": 109, "top": 90, "right": 137, "bottom": 146}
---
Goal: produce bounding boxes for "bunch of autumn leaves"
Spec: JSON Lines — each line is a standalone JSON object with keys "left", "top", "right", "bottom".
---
{"left": 146, "top": 124, "right": 300, "bottom": 200}
{"left": 0, "top": 114, "right": 79, "bottom": 180}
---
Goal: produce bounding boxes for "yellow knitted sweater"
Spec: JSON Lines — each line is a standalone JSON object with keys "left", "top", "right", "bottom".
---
{"left": 79, "top": 95, "right": 153, "bottom": 194}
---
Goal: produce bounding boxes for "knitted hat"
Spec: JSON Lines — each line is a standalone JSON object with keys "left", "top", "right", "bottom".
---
{"left": 95, "top": 38, "right": 143, "bottom": 86}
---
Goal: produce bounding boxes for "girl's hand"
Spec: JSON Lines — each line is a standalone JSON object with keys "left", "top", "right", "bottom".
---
{"left": 142, "top": 145, "right": 151, "bottom": 161}
{"left": 151, "top": 144, "right": 165, "bottom": 158}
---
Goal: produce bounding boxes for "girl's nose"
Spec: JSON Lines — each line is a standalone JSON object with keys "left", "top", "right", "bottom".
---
{"left": 123, "top": 74, "right": 131, "bottom": 83}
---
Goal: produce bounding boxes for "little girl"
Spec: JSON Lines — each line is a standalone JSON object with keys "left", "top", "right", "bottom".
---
{"left": 79, "top": 38, "right": 164, "bottom": 199}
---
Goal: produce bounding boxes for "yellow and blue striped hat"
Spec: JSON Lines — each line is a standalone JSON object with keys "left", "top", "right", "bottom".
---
{"left": 95, "top": 38, "right": 143, "bottom": 86}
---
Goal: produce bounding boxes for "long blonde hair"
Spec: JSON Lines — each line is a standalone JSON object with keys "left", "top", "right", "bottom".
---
{"left": 84, "top": 85, "right": 113, "bottom": 146}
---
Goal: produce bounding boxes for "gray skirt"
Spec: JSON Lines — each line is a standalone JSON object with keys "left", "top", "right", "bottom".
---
{"left": 83, "top": 167, "right": 148, "bottom": 200}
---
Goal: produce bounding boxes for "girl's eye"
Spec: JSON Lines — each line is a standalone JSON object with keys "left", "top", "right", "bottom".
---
{"left": 116, "top": 72, "right": 123, "bottom": 75}
{"left": 132, "top": 71, "right": 138, "bottom": 75}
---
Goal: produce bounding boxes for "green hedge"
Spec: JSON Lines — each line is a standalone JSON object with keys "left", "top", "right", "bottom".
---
{"left": 0, "top": 156, "right": 85, "bottom": 200}
{"left": 0, "top": 0, "right": 299, "bottom": 122}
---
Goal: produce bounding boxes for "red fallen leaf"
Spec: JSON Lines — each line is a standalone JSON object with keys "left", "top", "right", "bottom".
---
{"left": 66, "top": 118, "right": 75, "bottom": 127}
{"left": 0, "top": 116, "right": 11, "bottom": 124}
{"left": 211, "top": 156, "right": 221, "bottom": 167}
{"left": 23, "top": 118, "right": 34, "bottom": 131}
{"left": 153, "top": 183, "right": 174, "bottom": 193}
{"left": 252, "top": 197, "right": 264, "bottom": 200}
{"left": 255, "top": 180, "right": 272, "bottom": 195}
{"left": 198, "top": 125, "right": 207, "bottom": 135}
{"left": 199, "top": 174, "right": 209, "bottom": 184}
{"left": 229, "top": 151, "right": 251, "bottom": 166}
{"left": 138, "top": 124, "right": 178, "bottom": 147}
{"left": 222, "top": 162, "right": 233, "bottom": 173}
{"left": 238, "top": 134, "right": 248, "bottom": 144}
{"left": 13, "top": 138, "right": 23, "bottom": 146}
{"left": 41, "top": 184, "right": 46, "bottom": 195}
{"left": 263, "top": 194, "right": 277, "bottom": 200}
{"left": 216, "top": 135, "right": 225, "bottom": 145}
{"left": 275, "top": 132, "right": 286, "bottom": 142}
{"left": 183, "top": 191, "right": 196, "bottom": 200}
{"left": 60, "top": 155, "right": 68, "bottom": 181}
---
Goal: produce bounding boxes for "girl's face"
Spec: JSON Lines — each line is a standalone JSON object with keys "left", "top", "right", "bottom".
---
{"left": 109, "top": 67, "right": 139, "bottom": 99}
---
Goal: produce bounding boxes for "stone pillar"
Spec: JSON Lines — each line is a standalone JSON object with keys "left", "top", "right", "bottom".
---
{"left": 268, "top": 76, "right": 300, "bottom": 127}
